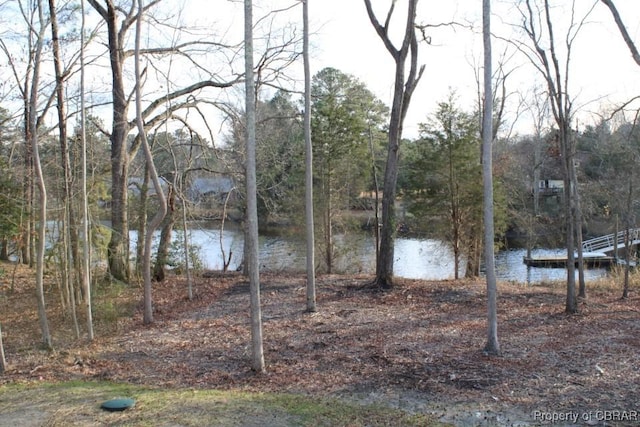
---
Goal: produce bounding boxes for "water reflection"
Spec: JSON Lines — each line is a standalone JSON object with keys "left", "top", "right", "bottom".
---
{"left": 132, "top": 227, "right": 608, "bottom": 284}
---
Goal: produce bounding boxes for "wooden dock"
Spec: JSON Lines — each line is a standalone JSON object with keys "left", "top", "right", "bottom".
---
{"left": 523, "top": 255, "right": 615, "bottom": 268}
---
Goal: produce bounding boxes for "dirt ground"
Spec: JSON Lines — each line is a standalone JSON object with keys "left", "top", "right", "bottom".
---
{"left": 1, "top": 264, "right": 639, "bottom": 426}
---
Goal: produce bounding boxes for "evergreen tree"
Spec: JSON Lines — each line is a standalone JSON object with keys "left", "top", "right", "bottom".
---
{"left": 311, "top": 67, "right": 388, "bottom": 273}
{"left": 406, "top": 94, "right": 483, "bottom": 279}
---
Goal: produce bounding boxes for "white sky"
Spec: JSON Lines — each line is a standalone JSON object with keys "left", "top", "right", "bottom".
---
{"left": 304, "top": 0, "right": 640, "bottom": 137}
{"left": 3, "top": 0, "right": 639, "bottom": 141}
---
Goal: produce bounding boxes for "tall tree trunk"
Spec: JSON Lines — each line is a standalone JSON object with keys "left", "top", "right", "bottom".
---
{"left": 244, "top": 0, "right": 265, "bottom": 373}
{"left": 30, "top": 0, "right": 52, "bottom": 349}
{"left": 21, "top": 62, "right": 33, "bottom": 268}
{"left": 134, "top": 0, "right": 167, "bottom": 325}
{"left": 107, "top": 82, "right": 132, "bottom": 283}
{"left": 521, "top": 0, "right": 587, "bottom": 313}
{"left": 622, "top": 178, "right": 632, "bottom": 299}
{"left": 49, "top": 0, "right": 80, "bottom": 337}
{"left": 21, "top": 110, "right": 33, "bottom": 267}
{"left": 365, "top": 0, "right": 424, "bottom": 289}
{"left": 303, "top": 0, "right": 316, "bottom": 312}
{"left": 482, "top": 0, "right": 500, "bottom": 355}
{"left": 87, "top": 0, "right": 133, "bottom": 283}
{"left": 561, "top": 127, "right": 578, "bottom": 313}
{"left": 80, "top": 0, "right": 94, "bottom": 340}
{"left": 570, "top": 130, "right": 586, "bottom": 299}
{"left": 325, "top": 185, "right": 333, "bottom": 274}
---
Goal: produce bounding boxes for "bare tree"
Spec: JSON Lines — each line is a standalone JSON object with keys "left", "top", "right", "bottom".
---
{"left": 598, "top": 0, "right": 640, "bottom": 299}
{"left": 244, "top": 0, "right": 265, "bottom": 373}
{"left": 482, "top": 0, "right": 499, "bottom": 356}
{"left": 29, "top": 0, "right": 52, "bottom": 349}
{"left": 49, "top": 0, "right": 80, "bottom": 339}
{"left": 514, "top": 0, "right": 597, "bottom": 313}
{"left": 364, "top": 0, "right": 424, "bottom": 289}
{"left": 86, "top": 0, "right": 238, "bottom": 283}
{"left": 134, "top": 0, "right": 167, "bottom": 325}
{"left": 79, "top": 0, "right": 94, "bottom": 340}
{"left": 302, "top": 0, "right": 316, "bottom": 312}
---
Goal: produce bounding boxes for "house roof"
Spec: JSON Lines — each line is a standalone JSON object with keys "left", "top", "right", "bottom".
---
{"left": 190, "top": 176, "right": 235, "bottom": 196}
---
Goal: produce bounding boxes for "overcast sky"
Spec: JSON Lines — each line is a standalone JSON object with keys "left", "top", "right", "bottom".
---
{"left": 304, "top": 0, "right": 640, "bottom": 138}
{"left": 3, "top": 1, "right": 638, "bottom": 141}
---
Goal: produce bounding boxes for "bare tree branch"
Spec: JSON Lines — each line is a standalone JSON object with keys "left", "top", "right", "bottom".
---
{"left": 600, "top": 0, "right": 640, "bottom": 66}
{"left": 137, "top": 78, "right": 241, "bottom": 124}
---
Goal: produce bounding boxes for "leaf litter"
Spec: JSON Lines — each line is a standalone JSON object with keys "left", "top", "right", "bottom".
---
{"left": 1, "top": 265, "right": 639, "bottom": 426}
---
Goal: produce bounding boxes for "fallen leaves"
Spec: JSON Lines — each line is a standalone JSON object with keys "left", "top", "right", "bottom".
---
{"left": 1, "top": 265, "right": 639, "bottom": 423}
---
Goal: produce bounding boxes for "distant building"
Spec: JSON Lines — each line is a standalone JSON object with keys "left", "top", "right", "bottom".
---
{"left": 126, "top": 175, "right": 236, "bottom": 208}
{"left": 127, "top": 176, "right": 171, "bottom": 197}
{"left": 536, "top": 178, "right": 564, "bottom": 215}
{"left": 538, "top": 179, "right": 564, "bottom": 194}
{"left": 189, "top": 176, "right": 236, "bottom": 208}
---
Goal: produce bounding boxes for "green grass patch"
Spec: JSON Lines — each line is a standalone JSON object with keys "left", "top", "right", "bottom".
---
{"left": 0, "top": 381, "right": 447, "bottom": 426}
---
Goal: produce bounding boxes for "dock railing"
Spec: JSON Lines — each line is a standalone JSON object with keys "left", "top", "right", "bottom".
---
{"left": 582, "top": 228, "right": 640, "bottom": 253}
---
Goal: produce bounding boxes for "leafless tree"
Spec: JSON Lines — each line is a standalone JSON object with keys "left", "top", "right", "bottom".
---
{"left": 134, "top": 0, "right": 167, "bottom": 325}
{"left": 302, "top": 0, "right": 316, "bottom": 312}
{"left": 86, "top": 0, "right": 239, "bottom": 283}
{"left": 512, "top": 0, "right": 597, "bottom": 313}
{"left": 364, "top": 0, "right": 424, "bottom": 289}
{"left": 49, "top": 0, "right": 80, "bottom": 339}
{"left": 244, "top": 0, "right": 265, "bottom": 373}
{"left": 597, "top": 0, "right": 640, "bottom": 299}
{"left": 29, "top": 0, "right": 53, "bottom": 348}
{"left": 482, "top": 0, "right": 499, "bottom": 356}
{"left": 79, "top": 0, "right": 94, "bottom": 340}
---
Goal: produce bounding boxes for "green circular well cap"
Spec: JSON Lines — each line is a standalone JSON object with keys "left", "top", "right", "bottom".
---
{"left": 101, "top": 397, "right": 135, "bottom": 412}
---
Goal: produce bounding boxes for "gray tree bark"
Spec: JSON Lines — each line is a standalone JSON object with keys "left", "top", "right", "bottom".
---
{"left": 134, "top": 0, "right": 167, "bottom": 325}
{"left": 79, "top": 0, "right": 95, "bottom": 340}
{"left": 86, "top": 0, "right": 137, "bottom": 283}
{"left": 303, "top": 0, "right": 316, "bottom": 312}
{"left": 482, "top": 0, "right": 500, "bottom": 356}
{"left": 244, "top": 0, "right": 265, "bottom": 373}
{"left": 30, "top": 0, "right": 52, "bottom": 349}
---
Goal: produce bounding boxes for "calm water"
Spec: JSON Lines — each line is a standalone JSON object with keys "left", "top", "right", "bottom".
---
{"left": 135, "top": 226, "right": 608, "bottom": 284}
